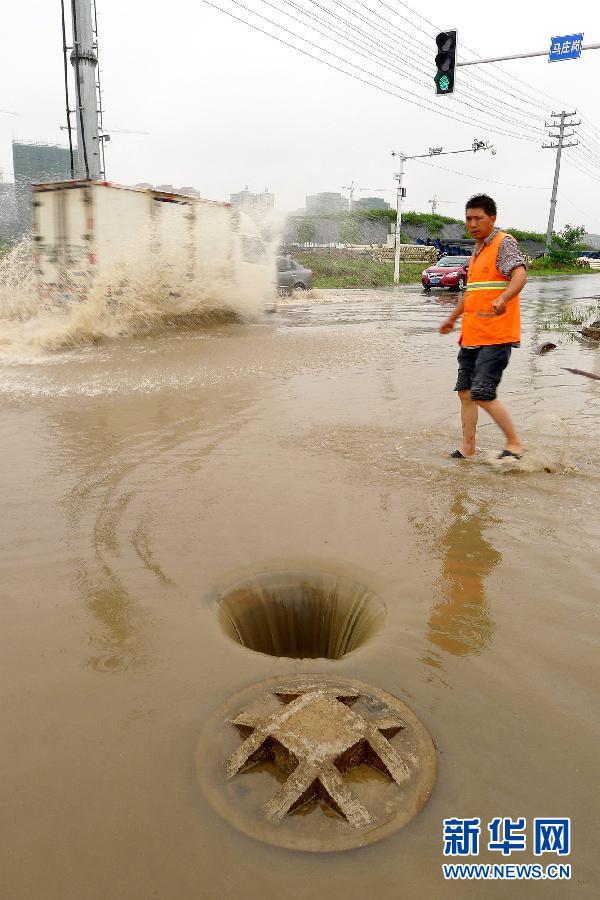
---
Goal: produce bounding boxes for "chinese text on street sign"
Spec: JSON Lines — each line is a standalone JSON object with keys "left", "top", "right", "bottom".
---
{"left": 549, "top": 34, "right": 584, "bottom": 62}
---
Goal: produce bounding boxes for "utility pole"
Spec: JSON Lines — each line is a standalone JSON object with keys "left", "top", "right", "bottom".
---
{"left": 392, "top": 158, "right": 405, "bottom": 285}
{"left": 392, "top": 140, "right": 495, "bottom": 285}
{"left": 543, "top": 111, "right": 580, "bottom": 249}
{"left": 70, "top": 0, "right": 102, "bottom": 179}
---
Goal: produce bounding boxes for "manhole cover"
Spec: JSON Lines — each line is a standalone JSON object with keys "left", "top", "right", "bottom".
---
{"left": 196, "top": 675, "right": 436, "bottom": 852}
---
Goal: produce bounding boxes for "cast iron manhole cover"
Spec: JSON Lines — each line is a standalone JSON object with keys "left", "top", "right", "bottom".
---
{"left": 196, "top": 675, "right": 436, "bottom": 852}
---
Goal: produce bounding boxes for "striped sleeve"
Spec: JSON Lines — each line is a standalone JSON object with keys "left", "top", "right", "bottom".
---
{"left": 497, "top": 235, "right": 526, "bottom": 277}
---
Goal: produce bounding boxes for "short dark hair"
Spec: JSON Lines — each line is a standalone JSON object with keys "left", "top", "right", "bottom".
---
{"left": 466, "top": 194, "right": 497, "bottom": 216}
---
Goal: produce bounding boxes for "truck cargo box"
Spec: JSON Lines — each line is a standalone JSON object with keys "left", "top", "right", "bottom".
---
{"left": 31, "top": 181, "right": 275, "bottom": 314}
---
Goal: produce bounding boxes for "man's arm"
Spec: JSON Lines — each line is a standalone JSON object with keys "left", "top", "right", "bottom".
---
{"left": 492, "top": 264, "right": 527, "bottom": 315}
{"left": 439, "top": 295, "right": 465, "bottom": 334}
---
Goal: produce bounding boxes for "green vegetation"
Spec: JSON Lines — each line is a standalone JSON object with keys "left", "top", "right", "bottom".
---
{"left": 547, "top": 224, "right": 587, "bottom": 266}
{"left": 401, "top": 211, "right": 463, "bottom": 235}
{"left": 308, "top": 208, "right": 463, "bottom": 236}
{"left": 293, "top": 252, "right": 424, "bottom": 288}
{"left": 338, "top": 217, "right": 361, "bottom": 245}
{"left": 296, "top": 217, "right": 316, "bottom": 243}
{"left": 528, "top": 257, "right": 596, "bottom": 276}
{"left": 506, "top": 228, "right": 547, "bottom": 243}
{"left": 542, "top": 302, "right": 600, "bottom": 331}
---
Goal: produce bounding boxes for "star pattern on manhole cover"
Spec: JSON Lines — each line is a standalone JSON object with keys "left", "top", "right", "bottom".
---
{"left": 226, "top": 681, "right": 409, "bottom": 828}
{"left": 196, "top": 675, "right": 436, "bottom": 852}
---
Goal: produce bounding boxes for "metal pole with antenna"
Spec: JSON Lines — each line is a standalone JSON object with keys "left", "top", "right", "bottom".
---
{"left": 392, "top": 140, "right": 496, "bottom": 285}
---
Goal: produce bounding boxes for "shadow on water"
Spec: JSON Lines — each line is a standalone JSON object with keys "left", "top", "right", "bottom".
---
{"left": 424, "top": 493, "right": 501, "bottom": 665}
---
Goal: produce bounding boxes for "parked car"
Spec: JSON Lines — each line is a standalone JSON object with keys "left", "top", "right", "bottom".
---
{"left": 277, "top": 255, "right": 313, "bottom": 293}
{"left": 422, "top": 255, "right": 471, "bottom": 291}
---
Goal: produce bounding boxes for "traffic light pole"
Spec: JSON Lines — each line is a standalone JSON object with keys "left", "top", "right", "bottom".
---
{"left": 455, "top": 43, "right": 600, "bottom": 67}
{"left": 392, "top": 141, "right": 495, "bottom": 285}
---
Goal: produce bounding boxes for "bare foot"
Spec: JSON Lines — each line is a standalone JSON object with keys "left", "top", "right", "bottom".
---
{"left": 460, "top": 444, "right": 476, "bottom": 458}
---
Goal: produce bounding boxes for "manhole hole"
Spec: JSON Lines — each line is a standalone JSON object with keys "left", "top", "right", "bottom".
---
{"left": 217, "top": 570, "right": 385, "bottom": 659}
{"left": 196, "top": 675, "right": 436, "bottom": 852}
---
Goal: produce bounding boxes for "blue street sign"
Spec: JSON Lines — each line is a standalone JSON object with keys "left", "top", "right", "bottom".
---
{"left": 549, "top": 33, "right": 584, "bottom": 62}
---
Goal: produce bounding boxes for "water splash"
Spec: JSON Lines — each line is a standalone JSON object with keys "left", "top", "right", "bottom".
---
{"left": 0, "top": 216, "right": 277, "bottom": 361}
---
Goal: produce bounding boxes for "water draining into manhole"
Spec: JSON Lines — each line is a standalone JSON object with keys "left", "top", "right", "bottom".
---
{"left": 217, "top": 570, "right": 385, "bottom": 659}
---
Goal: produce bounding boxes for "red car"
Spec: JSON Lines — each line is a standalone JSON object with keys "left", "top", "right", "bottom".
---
{"left": 422, "top": 255, "right": 471, "bottom": 291}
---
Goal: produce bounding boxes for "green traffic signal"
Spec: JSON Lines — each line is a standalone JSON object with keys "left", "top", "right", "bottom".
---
{"left": 435, "top": 30, "right": 457, "bottom": 96}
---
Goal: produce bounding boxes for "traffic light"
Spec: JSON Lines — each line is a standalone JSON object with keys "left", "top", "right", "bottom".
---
{"left": 435, "top": 30, "right": 457, "bottom": 95}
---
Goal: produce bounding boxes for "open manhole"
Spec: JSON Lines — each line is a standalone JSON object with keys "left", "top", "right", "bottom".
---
{"left": 196, "top": 675, "right": 437, "bottom": 852}
{"left": 217, "top": 570, "right": 385, "bottom": 659}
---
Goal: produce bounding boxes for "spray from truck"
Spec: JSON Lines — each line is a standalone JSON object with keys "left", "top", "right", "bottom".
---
{"left": 0, "top": 0, "right": 277, "bottom": 358}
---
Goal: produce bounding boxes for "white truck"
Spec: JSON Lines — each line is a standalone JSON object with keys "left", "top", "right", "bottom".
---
{"left": 31, "top": 180, "right": 276, "bottom": 315}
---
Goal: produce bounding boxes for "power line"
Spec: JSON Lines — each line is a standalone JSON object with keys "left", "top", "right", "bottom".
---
{"left": 412, "top": 156, "right": 549, "bottom": 190}
{"left": 266, "top": 0, "right": 544, "bottom": 135}
{"left": 201, "top": 0, "right": 542, "bottom": 141}
{"left": 557, "top": 190, "right": 600, "bottom": 230}
{"left": 342, "top": 0, "right": 549, "bottom": 127}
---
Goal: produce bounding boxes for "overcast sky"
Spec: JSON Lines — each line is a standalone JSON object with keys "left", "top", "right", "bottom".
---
{"left": 1, "top": 0, "right": 599, "bottom": 232}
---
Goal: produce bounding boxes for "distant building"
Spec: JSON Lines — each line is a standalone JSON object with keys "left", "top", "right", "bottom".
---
{"left": 12, "top": 140, "right": 75, "bottom": 185}
{"left": 353, "top": 196, "right": 390, "bottom": 211}
{"left": 230, "top": 186, "right": 275, "bottom": 217}
{"left": 306, "top": 192, "right": 348, "bottom": 215}
{"left": 6, "top": 141, "right": 77, "bottom": 241}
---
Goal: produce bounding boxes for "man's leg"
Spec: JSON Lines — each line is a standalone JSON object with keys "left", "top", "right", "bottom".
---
{"left": 453, "top": 347, "right": 478, "bottom": 456}
{"left": 475, "top": 399, "right": 523, "bottom": 454}
{"left": 458, "top": 389, "right": 478, "bottom": 457}
{"left": 470, "top": 345, "right": 523, "bottom": 454}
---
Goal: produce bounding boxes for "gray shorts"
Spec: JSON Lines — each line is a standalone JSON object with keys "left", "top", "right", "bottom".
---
{"left": 454, "top": 344, "right": 512, "bottom": 401}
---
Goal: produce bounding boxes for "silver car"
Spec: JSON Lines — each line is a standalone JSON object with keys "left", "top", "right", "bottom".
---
{"left": 277, "top": 255, "right": 313, "bottom": 294}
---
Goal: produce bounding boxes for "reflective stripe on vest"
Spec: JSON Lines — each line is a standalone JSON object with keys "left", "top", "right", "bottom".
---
{"left": 461, "top": 231, "right": 521, "bottom": 346}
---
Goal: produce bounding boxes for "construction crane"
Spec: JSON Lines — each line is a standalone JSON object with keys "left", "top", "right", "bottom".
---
{"left": 342, "top": 180, "right": 355, "bottom": 209}
{"left": 428, "top": 195, "right": 457, "bottom": 214}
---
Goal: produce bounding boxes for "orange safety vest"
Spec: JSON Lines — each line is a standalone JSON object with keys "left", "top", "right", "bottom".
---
{"left": 461, "top": 230, "right": 521, "bottom": 346}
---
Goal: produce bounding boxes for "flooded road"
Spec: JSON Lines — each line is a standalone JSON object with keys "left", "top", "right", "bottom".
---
{"left": 1, "top": 276, "right": 599, "bottom": 898}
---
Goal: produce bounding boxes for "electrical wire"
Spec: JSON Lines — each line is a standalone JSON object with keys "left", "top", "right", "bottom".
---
{"left": 313, "top": 0, "right": 547, "bottom": 133}
{"left": 562, "top": 157, "right": 600, "bottom": 185}
{"left": 260, "top": 0, "right": 544, "bottom": 135}
{"left": 202, "top": 0, "right": 542, "bottom": 142}
{"left": 412, "top": 157, "right": 549, "bottom": 190}
{"left": 557, "top": 190, "right": 600, "bottom": 230}
{"left": 60, "top": 0, "right": 75, "bottom": 179}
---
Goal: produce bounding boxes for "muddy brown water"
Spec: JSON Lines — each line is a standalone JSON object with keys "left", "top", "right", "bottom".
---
{"left": 1, "top": 277, "right": 599, "bottom": 898}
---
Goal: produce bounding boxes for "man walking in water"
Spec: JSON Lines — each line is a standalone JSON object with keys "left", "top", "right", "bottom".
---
{"left": 440, "top": 194, "right": 527, "bottom": 459}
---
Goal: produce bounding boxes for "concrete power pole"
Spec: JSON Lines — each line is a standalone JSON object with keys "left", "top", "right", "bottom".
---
{"left": 393, "top": 158, "right": 405, "bottom": 285}
{"left": 70, "top": 0, "right": 102, "bottom": 179}
{"left": 543, "top": 111, "right": 580, "bottom": 249}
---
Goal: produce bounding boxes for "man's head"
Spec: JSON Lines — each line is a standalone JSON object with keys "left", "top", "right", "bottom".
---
{"left": 465, "top": 194, "right": 497, "bottom": 241}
